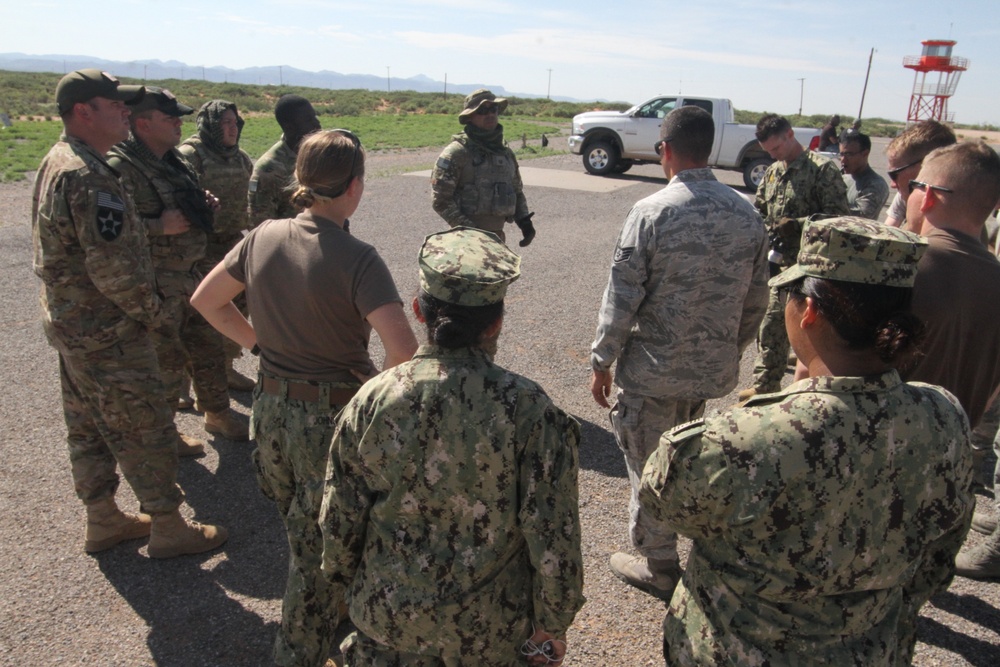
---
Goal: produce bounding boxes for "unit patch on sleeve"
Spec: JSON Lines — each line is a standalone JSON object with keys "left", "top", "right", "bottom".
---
{"left": 95, "top": 191, "right": 125, "bottom": 241}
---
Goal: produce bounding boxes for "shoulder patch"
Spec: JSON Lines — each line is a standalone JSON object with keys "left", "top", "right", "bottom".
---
{"left": 95, "top": 191, "right": 125, "bottom": 241}
{"left": 613, "top": 244, "right": 635, "bottom": 263}
{"left": 435, "top": 156, "right": 451, "bottom": 171}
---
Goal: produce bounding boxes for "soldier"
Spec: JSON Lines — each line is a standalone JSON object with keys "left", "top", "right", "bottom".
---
{"left": 739, "top": 113, "right": 849, "bottom": 401}
{"left": 882, "top": 120, "right": 956, "bottom": 228}
{"left": 900, "top": 142, "right": 1000, "bottom": 579}
{"left": 32, "top": 68, "right": 226, "bottom": 558}
{"left": 193, "top": 129, "right": 417, "bottom": 667}
{"left": 838, "top": 131, "right": 890, "bottom": 220}
{"left": 589, "top": 106, "right": 769, "bottom": 601}
{"left": 108, "top": 87, "right": 247, "bottom": 445}
{"left": 431, "top": 88, "right": 537, "bottom": 246}
{"left": 248, "top": 94, "right": 321, "bottom": 227}
{"left": 641, "top": 217, "right": 973, "bottom": 665}
{"left": 178, "top": 100, "right": 256, "bottom": 394}
{"left": 320, "top": 227, "right": 584, "bottom": 666}
{"left": 818, "top": 113, "right": 841, "bottom": 152}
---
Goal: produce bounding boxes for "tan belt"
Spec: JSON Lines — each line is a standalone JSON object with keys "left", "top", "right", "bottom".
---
{"left": 260, "top": 376, "right": 359, "bottom": 407}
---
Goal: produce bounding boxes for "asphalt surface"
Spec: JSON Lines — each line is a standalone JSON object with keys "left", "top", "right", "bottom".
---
{"left": 1, "top": 141, "right": 998, "bottom": 665}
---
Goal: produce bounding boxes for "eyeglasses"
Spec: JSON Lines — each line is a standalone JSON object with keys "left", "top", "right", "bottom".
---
{"left": 909, "top": 179, "right": 954, "bottom": 194}
{"left": 654, "top": 137, "right": 673, "bottom": 156}
{"left": 309, "top": 129, "right": 361, "bottom": 199}
{"left": 887, "top": 158, "right": 922, "bottom": 183}
{"left": 475, "top": 104, "right": 500, "bottom": 115}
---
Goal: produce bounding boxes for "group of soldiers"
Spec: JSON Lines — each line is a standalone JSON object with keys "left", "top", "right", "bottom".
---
{"left": 30, "top": 65, "right": 1000, "bottom": 666}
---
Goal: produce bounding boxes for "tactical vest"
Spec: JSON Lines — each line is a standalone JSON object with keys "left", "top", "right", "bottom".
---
{"left": 457, "top": 142, "right": 518, "bottom": 224}
{"left": 179, "top": 138, "right": 253, "bottom": 235}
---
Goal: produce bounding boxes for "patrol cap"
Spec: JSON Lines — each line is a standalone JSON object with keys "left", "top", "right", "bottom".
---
{"left": 129, "top": 86, "right": 194, "bottom": 116}
{"left": 770, "top": 216, "right": 927, "bottom": 289}
{"left": 55, "top": 69, "right": 145, "bottom": 114}
{"left": 458, "top": 88, "right": 509, "bottom": 125}
{"left": 419, "top": 227, "right": 521, "bottom": 306}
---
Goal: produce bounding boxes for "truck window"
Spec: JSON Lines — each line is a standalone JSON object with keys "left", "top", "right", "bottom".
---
{"left": 636, "top": 97, "right": 677, "bottom": 119}
{"left": 682, "top": 99, "right": 713, "bottom": 115}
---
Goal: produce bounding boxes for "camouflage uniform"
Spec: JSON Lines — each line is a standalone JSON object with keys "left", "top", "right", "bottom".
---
{"left": 108, "top": 136, "right": 230, "bottom": 413}
{"left": 640, "top": 372, "right": 973, "bottom": 666}
{"left": 751, "top": 150, "right": 849, "bottom": 393}
{"left": 248, "top": 136, "right": 299, "bottom": 227}
{"left": 845, "top": 165, "right": 890, "bottom": 220}
{"left": 178, "top": 100, "right": 254, "bottom": 365}
{"left": 32, "top": 134, "right": 183, "bottom": 514}
{"left": 430, "top": 126, "right": 529, "bottom": 243}
{"left": 322, "top": 346, "right": 584, "bottom": 666}
{"left": 591, "top": 167, "right": 769, "bottom": 564}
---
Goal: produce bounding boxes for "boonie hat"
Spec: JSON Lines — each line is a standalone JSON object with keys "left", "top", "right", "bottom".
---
{"left": 419, "top": 227, "right": 521, "bottom": 306}
{"left": 458, "top": 89, "right": 509, "bottom": 125}
{"left": 129, "top": 86, "right": 194, "bottom": 117}
{"left": 55, "top": 69, "right": 145, "bottom": 114}
{"left": 770, "top": 216, "right": 927, "bottom": 289}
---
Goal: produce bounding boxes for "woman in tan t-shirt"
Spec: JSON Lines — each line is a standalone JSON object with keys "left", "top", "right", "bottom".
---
{"left": 192, "top": 129, "right": 417, "bottom": 667}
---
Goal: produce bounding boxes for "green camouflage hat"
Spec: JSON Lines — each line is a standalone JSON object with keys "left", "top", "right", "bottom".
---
{"left": 419, "top": 227, "right": 521, "bottom": 306}
{"left": 458, "top": 89, "right": 509, "bottom": 124}
{"left": 129, "top": 86, "right": 194, "bottom": 116}
{"left": 770, "top": 216, "right": 927, "bottom": 289}
{"left": 55, "top": 69, "right": 145, "bottom": 114}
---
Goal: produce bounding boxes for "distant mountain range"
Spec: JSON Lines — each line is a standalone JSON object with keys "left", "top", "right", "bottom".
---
{"left": 0, "top": 52, "right": 581, "bottom": 102}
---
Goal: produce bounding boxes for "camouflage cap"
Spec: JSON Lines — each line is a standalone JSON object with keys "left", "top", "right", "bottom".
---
{"left": 55, "top": 69, "right": 145, "bottom": 114}
{"left": 129, "top": 86, "right": 194, "bottom": 116}
{"left": 458, "top": 89, "right": 509, "bottom": 124}
{"left": 419, "top": 227, "right": 521, "bottom": 306}
{"left": 771, "top": 216, "right": 927, "bottom": 289}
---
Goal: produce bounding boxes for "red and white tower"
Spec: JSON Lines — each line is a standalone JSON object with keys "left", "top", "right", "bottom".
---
{"left": 903, "top": 39, "right": 969, "bottom": 124}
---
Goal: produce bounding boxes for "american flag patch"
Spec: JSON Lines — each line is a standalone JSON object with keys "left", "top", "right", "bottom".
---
{"left": 96, "top": 191, "right": 125, "bottom": 211}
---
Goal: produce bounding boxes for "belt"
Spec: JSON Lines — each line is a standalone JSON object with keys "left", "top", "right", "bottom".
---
{"left": 260, "top": 376, "right": 359, "bottom": 407}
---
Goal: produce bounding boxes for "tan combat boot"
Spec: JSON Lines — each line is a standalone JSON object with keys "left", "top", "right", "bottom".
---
{"left": 954, "top": 529, "right": 1000, "bottom": 580}
{"left": 204, "top": 408, "right": 249, "bottom": 441}
{"left": 226, "top": 366, "right": 256, "bottom": 392}
{"left": 177, "top": 433, "right": 206, "bottom": 457}
{"left": 84, "top": 497, "right": 151, "bottom": 553}
{"left": 609, "top": 552, "right": 681, "bottom": 602}
{"left": 147, "top": 510, "right": 229, "bottom": 559}
{"left": 971, "top": 511, "right": 998, "bottom": 536}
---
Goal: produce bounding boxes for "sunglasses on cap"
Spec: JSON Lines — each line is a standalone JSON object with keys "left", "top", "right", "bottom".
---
{"left": 887, "top": 158, "right": 922, "bottom": 183}
{"left": 310, "top": 129, "right": 362, "bottom": 199}
{"left": 475, "top": 104, "right": 500, "bottom": 115}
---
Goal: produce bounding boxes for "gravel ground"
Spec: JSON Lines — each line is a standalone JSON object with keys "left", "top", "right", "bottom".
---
{"left": 0, "top": 142, "right": 998, "bottom": 666}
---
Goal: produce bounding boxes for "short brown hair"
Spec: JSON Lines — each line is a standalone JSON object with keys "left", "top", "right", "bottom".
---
{"left": 755, "top": 114, "right": 791, "bottom": 142}
{"left": 887, "top": 120, "right": 956, "bottom": 164}
{"left": 923, "top": 141, "right": 1000, "bottom": 220}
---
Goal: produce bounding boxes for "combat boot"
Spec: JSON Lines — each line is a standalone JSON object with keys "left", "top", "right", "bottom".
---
{"left": 177, "top": 375, "right": 194, "bottom": 411}
{"left": 609, "top": 552, "right": 681, "bottom": 602}
{"left": 147, "top": 510, "right": 228, "bottom": 559}
{"left": 177, "top": 433, "right": 206, "bottom": 457}
{"left": 205, "top": 408, "right": 249, "bottom": 441}
{"left": 84, "top": 497, "right": 151, "bottom": 553}
{"left": 954, "top": 530, "right": 1000, "bottom": 579}
{"left": 227, "top": 366, "right": 256, "bottom": 392}
{"left": 971, "top": 511, "right": 998, "bottom": 536}
{"left": 736, "top": 387, "right": 757, "bottom": 403}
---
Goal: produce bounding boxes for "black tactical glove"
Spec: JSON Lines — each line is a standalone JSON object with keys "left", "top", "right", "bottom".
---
{"left": 515, "top": 212, "right": 536, "bottom": 248}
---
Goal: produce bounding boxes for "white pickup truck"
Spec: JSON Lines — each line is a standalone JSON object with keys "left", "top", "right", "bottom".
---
{"left": 568, "top": 95, "right": 822, "bottom": 189}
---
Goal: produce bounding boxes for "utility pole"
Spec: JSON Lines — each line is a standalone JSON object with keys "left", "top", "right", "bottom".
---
{"left": 279, "top": 66, "right": 283, "bottom": 86}
{"left": 546, "top": 69, "right": 552, "bottom": 99}
{"left": 444, "top": 73, "right": 447, "bottom": 97}
{"left": 386, "top": 66, "right": 391, "bottom": 92}
{"left": 858, "top": 48, "right": 875, "bottom": 120}
{"left": 797, "top": 78, "right": 805, "bottom": 116}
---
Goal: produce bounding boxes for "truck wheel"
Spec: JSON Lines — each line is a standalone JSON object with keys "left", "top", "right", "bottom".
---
{"left": 583, "top": 142, "right": 618, "bottom": 175}
{"left": 743, "top": 158, "right": 772, "bottom": 190}
{"left": 612, "top": 160, "right": 633, "bottom": 174}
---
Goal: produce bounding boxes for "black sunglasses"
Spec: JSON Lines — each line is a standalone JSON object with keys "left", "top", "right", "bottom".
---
{"left": 909, "top": 179, "right": 954, "bottom": 194}
{"left": 887, "top": 158, "right": 922, "bottom": 183}
{"left": 654, "top": 137, "right": 673, "bottom": 156}
{"left": 476, "top": 104, "right": 500, "bottom": 115}
{"left": 311, "top": 129, "right": 362, "bottom": 199}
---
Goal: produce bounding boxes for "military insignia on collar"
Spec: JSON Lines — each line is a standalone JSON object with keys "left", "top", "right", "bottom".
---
{"left": 95, "top": 191, "right": 125, "bottom": 241}
{"left": 613, "top": 244, "right": 635, "bottom": 263}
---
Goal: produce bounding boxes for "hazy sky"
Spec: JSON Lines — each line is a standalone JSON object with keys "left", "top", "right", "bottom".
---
{"left": 5, "top": 0, "right": 999, "bottom": 125}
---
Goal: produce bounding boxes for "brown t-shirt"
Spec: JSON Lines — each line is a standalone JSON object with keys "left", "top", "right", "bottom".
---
{"left": 225, "top": 211, "right": 402, "bottom": 382}
{"left": 904, "top": 227, "right": 1000, "bottom": 427}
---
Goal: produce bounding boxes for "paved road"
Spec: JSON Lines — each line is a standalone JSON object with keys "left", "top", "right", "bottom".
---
{"left": 1, "top": 148, "right": 997, "bottom": 666}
